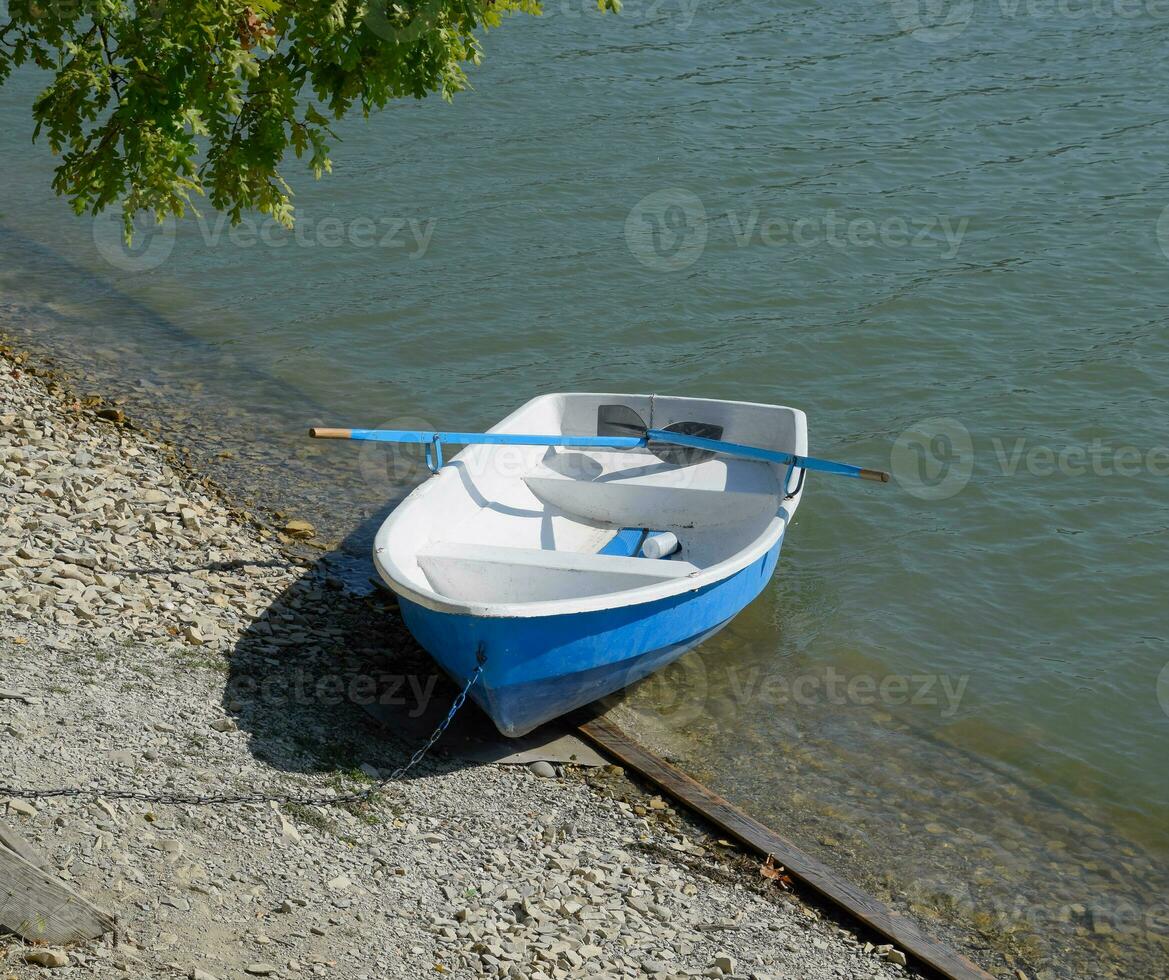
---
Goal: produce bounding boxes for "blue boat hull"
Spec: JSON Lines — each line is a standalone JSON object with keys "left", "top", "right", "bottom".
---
{"left": 398, "top": 536, "right": 783, "bottom": 736}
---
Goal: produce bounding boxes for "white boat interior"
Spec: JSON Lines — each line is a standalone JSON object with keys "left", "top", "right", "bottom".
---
{"left": 374, "top": 393, "right": 807, "bottom": 616}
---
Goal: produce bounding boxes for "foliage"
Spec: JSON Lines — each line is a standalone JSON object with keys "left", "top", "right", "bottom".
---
{"left": 0, "top": 0, "right": 620, "bottom": 235}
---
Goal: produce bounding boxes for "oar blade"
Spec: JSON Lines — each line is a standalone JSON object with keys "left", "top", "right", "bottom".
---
{"left": 649, "top": 421, "right": 724, "bottom": 466}
{"left": 597, "top": 405, "right": 723, "bottom": 466}
{"left": 596, "top": 404, "right": 648, "bottom": 439}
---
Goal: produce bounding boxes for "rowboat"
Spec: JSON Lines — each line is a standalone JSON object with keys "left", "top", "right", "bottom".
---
{"left": 368, "top": 393, "right": 808, "bottom": 737}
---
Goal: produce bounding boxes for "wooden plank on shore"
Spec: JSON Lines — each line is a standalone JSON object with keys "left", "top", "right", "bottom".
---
{"left": 0, "top": 830, "right": 115, "bottom": 944}
{"left": 576, "top": 716, "right": 994, "bottom": 980}
{"left": 0, "top": 820, "right": 50, "bottom": 870}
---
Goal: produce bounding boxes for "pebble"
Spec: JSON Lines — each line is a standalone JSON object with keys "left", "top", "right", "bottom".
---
{"left": 281, "top": 519, "right": 315, "bottom": 539}
{"left": 23, "top": 949, "right": 69, "bottom": 968}
{"left": 528, "top": 760, "right": 557, "bottom": 779}
{"left": 6, "top": 799, "right": 38, "bottom": 818}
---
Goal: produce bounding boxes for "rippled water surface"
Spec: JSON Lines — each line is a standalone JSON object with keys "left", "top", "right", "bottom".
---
{"left": 2, "top": 3, "right": 1168, "bottom": 976}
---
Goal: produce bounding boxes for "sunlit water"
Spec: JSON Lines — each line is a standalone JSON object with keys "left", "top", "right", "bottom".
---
{"left": 2, "top": 3, "right": 1168, "bottom": 976}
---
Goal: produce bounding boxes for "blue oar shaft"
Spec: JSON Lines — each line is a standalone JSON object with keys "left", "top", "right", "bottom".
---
{"left": 646, "top": 428, "right": 889, "bottom": 482}
{"left": 310, "top": 428, "right": 644, "bottom": 449}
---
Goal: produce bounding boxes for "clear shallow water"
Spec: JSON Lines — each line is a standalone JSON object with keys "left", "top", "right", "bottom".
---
{"left": 2, "top": 3, "right": 1169, "bottom": 976}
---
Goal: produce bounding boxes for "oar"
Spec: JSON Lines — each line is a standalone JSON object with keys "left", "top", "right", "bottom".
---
{"left": 308, "top": 422, "right": 889, "bottom": 483}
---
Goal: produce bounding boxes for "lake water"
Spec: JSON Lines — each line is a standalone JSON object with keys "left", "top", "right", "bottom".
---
{"left": 2, "top": 3, "right": 1168, "bottom": 976}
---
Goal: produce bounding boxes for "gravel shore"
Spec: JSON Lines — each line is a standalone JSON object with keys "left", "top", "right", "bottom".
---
{"left": 1, "top": 345, "right": 917, "bottom": 980}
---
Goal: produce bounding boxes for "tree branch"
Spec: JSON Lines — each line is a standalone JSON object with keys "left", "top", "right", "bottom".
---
{"left": 97, "top": 23, "right": 124, "bottom": 99}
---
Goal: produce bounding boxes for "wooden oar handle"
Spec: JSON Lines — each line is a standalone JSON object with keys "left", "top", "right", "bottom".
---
{"left": 859, "top": 468, "right": 891, "bottom": 483}
{"left": 308, "top": 427, "right": 353, "bottom": 439}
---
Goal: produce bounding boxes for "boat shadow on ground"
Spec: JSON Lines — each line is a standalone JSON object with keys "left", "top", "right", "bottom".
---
{"left": 220, "top": 509, "right": 492, "bottom": 787}
{"left": 220, "top": 505, "right": 609, "bottom": 789}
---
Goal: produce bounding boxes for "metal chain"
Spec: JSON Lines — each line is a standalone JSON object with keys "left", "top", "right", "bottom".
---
{"left": 0, "top": 648, "right": 487, "bottom": 810}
